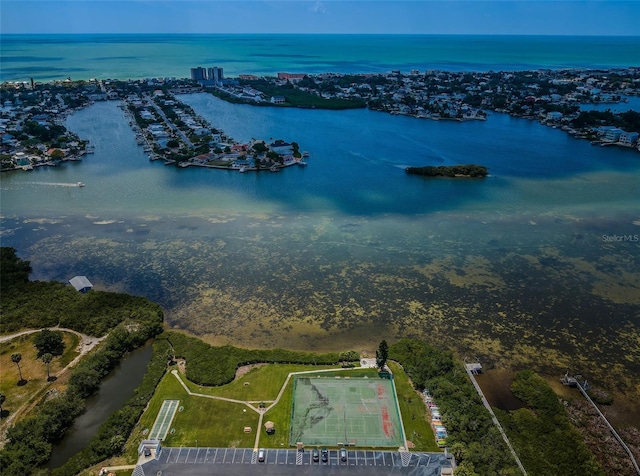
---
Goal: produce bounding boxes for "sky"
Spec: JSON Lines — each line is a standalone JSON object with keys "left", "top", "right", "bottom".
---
{"left": 1, "top": 0, "right": 639, "bottom": 36}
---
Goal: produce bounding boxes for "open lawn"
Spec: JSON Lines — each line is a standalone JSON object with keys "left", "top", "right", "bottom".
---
{"left": 181, "top": 364, "right": 335, "bottom": 402}
{"left": 0, "top": 332, "right": 80, "bottom": 422}
{"left": 129, "top": 362, "right": 433, "bottom": 454}
{"left": 133, "top": 370, "right": 258, "bottom": 448}
{"left": 388, "top": 362, "right": 439, "bottom": 452}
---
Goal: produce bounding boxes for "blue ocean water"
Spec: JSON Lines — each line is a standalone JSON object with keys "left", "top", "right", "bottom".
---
{"left": 1, "top": 34, "right": 639, "bottom": 82}
{"left": 0, "top": 35, "right": 639, "bottom": 420}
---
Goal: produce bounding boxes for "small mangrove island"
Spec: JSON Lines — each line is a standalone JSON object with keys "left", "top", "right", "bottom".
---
{"left": 405, "top": 164, "right": 488, "bottom": 177}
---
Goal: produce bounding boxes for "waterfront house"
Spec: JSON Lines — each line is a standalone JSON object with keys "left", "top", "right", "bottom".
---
{"left": 270, "top": 96, "right": 286, "bottom": 104}
{"left": 546, "top": 111, "right": 563, "bottom": 121}
{"left": 231, "top": 158, "right": 252, "bottom": 169}
{"left": 619, "top": 131, "right": 639, "bottom": 146}
{"left": 269, "top": 140, "right": 293, "bottom": 155}
{"left": 604, "top": 128, "right": 624, "bottom": 142}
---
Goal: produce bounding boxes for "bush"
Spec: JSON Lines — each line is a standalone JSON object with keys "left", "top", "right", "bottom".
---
{"left": 496, "top": 371, "right": 605, "bottom": 476}
{"left": 389, "top": 339, "right": 518, "bottom": 475}
{"left": 53, "top": 339, "right": 171, "bottom": 476}
{"left": 0, "top": 246, "right": 165, "bottom": 475}
{"left": 166, "top": 332, "right": 355, "bottom": 386}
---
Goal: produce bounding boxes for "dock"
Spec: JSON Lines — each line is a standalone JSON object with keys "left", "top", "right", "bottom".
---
{"left": 465, "top": 362, "right": 528, "bottom": 476}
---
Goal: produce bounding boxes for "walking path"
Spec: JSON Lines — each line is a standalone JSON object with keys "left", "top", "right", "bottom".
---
{"left": 0, "top": 326, "right": 106, "bottom": 371}
{"left": 170, "top": 366, "right": 372, "bottom": 451}
{"left": 0, "top": 327, "right": 107, "bottom": 445}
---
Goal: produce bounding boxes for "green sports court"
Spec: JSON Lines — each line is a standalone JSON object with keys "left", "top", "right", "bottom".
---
{"left": 289, "top": 376, "right": 404, "bottom": 447}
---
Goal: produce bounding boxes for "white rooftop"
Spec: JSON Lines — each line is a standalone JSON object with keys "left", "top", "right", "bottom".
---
{"left": 69, "top": 275, "right": 93, "bottom": 291}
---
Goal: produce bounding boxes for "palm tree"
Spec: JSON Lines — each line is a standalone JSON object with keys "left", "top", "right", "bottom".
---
{"left": 42, "top": 353, "right": 53, "bottom": 380}
{"left": 11, "top": 353, "right": 24, "bottom": 382}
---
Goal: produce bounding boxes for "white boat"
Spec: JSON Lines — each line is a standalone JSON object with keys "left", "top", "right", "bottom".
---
{"left": 297, "top": 161, "right": 307, "bottom": 167}
{"left": 303, "top": 151, "right": 309, "bottom": 157}
{"left": 77, "top": 182, "right": 85, "bottom": 187}
{"left": 270, "top": 165, "right": 280, "bottom": 172}
{"left": 238, "top": 166, "right": 246, "bottom": 173}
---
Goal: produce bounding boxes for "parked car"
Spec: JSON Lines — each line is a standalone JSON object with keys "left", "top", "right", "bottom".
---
{"left": 312, "top": 448, "right": 319, "bottom": 462}
{"left": 258, "top": 448, "right": 265, "bottom": 462}
{"left": 340, "top": 448, "right": 347, "bottom": 462}
{"left": 321, "top": 447, "right": 328, "bottom": 462}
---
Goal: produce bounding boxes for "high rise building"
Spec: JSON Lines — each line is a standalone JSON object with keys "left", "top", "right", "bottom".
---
{"left": 207, "top": 67, "right": 224, "bottom": 83}
{"left": 190, "top": 67, "right": 207, "bottom": 81}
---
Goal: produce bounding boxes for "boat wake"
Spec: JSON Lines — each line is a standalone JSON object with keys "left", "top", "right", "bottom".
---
{"left": 25, "top": 182, "right": 85, "bottom": 187}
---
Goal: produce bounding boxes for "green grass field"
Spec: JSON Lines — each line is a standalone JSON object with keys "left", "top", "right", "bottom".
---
{"left": 181, "top": 364, "right": 335, "bottom": 402}
{"left": 388, "top": 362, "right": 439, "bottom": 452}
{"left": 133, "top": 371, "right": 258, "bottom": 448}
{"left": 0, "top": 332, "right": 80, "bottom": 423}
{"left": 129, "top": 361, "right": 437, "bottom": 454}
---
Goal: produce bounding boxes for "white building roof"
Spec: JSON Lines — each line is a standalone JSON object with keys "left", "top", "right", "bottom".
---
{"left": 69, "top": 275, "right": 93, "bottom": 291}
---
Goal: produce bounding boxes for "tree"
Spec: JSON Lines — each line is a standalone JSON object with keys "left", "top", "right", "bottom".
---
{"left": 11, "top": 353, "right": 24, "bottom": 382}
{"left": 42, "top": 353, "right": 53, "bottom": 380}
{"left": 376, "top": 340, "right": 389, "bottom": 370}
{"left": 33, "top": 329, "right": 65, "bottom": 358}
{"left": 252, "top": 141, "right": 268, "bottom": 153}
{"left": 0, "top": 247, "right": 32, "bottom": 289}
{"left": 50, "top": 149, "right": 65, "bottom": 160}
{"left": 0, "top": 393, "right": 5, "bottom": 416}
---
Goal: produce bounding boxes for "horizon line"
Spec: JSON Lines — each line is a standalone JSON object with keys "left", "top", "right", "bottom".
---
{"left": 2, "top": 32, "right": 639, "bottom": 37}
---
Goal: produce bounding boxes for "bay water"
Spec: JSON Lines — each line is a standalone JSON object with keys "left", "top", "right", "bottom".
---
{"left": 0, "top": 35, "right": 639, "bottom": 421}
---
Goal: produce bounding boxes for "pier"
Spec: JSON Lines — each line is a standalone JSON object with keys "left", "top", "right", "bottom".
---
{"left": 562, "top": 374, "right": 640, "bottom": 475}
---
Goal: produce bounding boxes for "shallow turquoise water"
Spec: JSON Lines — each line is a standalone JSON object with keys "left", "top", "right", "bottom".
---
{"left": 1, "top": 34, "right": 639, "bottom": 82}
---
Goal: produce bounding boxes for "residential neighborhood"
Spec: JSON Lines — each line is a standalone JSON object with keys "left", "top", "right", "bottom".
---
{"left": 199, "top": 66, "right": 640, "bottom": 150}
{"left": 2, "top": 66, "right": 639, "bottom": 174}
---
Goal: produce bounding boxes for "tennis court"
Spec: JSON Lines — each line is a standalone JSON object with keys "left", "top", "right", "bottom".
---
{"left": 289, "top": 377, "right": 404, "bottom": 447}
{"left": 149, "top": 399, "right": 180, "bottom": 440}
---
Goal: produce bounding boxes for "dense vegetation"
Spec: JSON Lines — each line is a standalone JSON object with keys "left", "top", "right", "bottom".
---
{"left": 166, "top": 332, "right": 357, "bottom": 386}
{"left": 217, "top": 79, "right": 367, "bottom": 109}
{"left": 0, "top": 247, "right": 165, "bottom": 475}
{"left": 405, "top": 164, "right": 488, "bottom": 178}
{"left": 0, "top": 248, "right": 164, "bottom": 337}
{"left": 52, "top": 338, "right": 172, "bottom": 476}
{"left": 495, "top": 370, "right": 605, "bottom": 476}
{"left": 0, "top": 246, "right": 32, "bottom": 291}
{"left": 389, "top": 339, "right": 518, "bottom": 476}
{"left": 0, "top": 323, "right": 163, "bottom": 475}
{"left": 571, "top": 109, "right": 640, "bottom": 132}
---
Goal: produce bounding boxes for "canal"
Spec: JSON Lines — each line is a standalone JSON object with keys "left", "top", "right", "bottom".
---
{"left": 48, "top": 342, "right": 153, "bottom": 469}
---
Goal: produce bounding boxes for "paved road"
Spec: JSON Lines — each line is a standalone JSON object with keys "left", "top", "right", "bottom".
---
{"left": 144, "top": 94, "right": 195, "bottom": 148}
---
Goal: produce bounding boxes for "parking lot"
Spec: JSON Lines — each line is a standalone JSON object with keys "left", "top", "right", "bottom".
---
{"left": 152, "top": 446, "right": 451, "bottom": 470}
